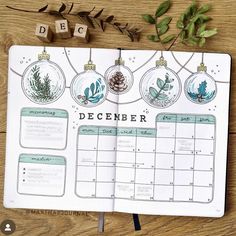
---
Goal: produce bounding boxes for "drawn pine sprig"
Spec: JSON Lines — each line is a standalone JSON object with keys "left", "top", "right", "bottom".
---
{"left": 29, "top": 65, "right": 56, "bottom": 102}
{"left": 77, "top": 78, "right": 105, "bottom": 105}
{"left": 6, "top": 3, "right": 141, "bottom": 41}
{"left": 149, "top": 73, "right": 174, "bottom": 101}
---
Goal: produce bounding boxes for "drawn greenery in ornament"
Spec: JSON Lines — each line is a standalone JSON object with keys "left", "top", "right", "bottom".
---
{"left": 28, "top": 65, "right": 56, "bottom": 102}
{"left": 149, "top": 73, "right": 174, "bottom": 102}
{"left": 187, "top": 80, "right": 215, "bottom": 103}
{"left": 77, "top": 78, "right": 105, "bottom": 105}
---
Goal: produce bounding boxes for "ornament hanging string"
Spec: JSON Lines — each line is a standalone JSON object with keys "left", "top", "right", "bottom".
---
{"left": 89, "top": 48, "right": 92, "bottom": 62}
{"left": 161, "top": 51, "right": 163, "bottom": 58}
{"left": 118, "top": 48, "right": 122, "bottom": 60}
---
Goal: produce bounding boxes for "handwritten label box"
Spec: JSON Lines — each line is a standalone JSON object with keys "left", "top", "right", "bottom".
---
{"left": 18, "top": 154, "right": 66, "bottom": 196}
{"left": 20, "top": 108, "right": 68, "bottom": 149}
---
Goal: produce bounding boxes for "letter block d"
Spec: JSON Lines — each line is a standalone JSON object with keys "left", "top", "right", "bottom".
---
{"left": 35, "top": 23, "right": 53, "bottom": 42}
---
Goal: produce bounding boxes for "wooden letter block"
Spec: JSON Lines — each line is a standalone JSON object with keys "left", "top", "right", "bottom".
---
{"left": 35, "top": 23, "right": 53, "bottom": 42}
{"left": 55, "top": 20, "right": 71, "bottom": 39}
{"left": 74, "top": 24, "right": 90, "bottom": 42}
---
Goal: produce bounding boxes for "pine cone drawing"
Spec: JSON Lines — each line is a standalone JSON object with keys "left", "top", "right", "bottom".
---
{"left": 109, "top": 71, "right": 128, "bottom": 93}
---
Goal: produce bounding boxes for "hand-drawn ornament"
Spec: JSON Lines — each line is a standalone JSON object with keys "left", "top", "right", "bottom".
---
{"left": 184, "top": 63, "right": 217, "bottom": 104}
{"left": 70, "top": 49, "right": 108, "bottom": 107}
{"left": 105, "top": 57, "right": 133, "bottom": 94}
{"left": 22, "top": 49, "right": 66, "bottom": 104}
{"left": 140, "top": 56, "right": 181, "bottom": 108}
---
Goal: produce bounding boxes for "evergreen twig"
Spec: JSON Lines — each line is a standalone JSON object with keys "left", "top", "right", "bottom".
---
{"left": 29, "top": 65, "right": 56, "bottom": 102}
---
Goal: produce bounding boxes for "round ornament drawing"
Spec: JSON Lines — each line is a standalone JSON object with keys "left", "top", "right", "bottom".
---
{"left": 140, "top": 56, "right": 182, "bottom": 108}
{"left": 184, "top": 62, "right": 217, "bottom": 104}
{"left": 70, "top": 49, "right": 108, "bottom": 107}
{"left": 105, "top": 56, "right": 133, "bottom": 95}
{"left": 22, "top": 49, "right": 66, "bottom": 104}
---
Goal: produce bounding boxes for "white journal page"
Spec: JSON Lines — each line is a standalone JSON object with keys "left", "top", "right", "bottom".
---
{"left": 113, "top": 50, "right": 231, "bottom": 217}
{"left": 4, "top": 45, "right": 119, "bottom": 212}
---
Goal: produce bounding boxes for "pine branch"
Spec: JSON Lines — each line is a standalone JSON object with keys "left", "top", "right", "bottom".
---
{"left": 29, "top": 66, "right": 55, "bottom": 102}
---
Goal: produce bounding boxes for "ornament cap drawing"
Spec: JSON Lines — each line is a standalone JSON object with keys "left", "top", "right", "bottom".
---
{"left": 38, "top": 50, "right": 50, "bottom": 61}
{"left": 84, "top": 60, "right": 96, "bottom": 70}
{"left": 197, "top": 63, "right": 207, "bottom": 72}
{"left": 156, "top": 56, "right": 167, "bottom": 67}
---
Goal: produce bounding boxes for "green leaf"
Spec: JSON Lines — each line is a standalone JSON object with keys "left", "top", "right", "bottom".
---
{"left": 185, "top": 1, "right": 197, "bottom": 18}
{"left": 161, "top": 34, "right": 175, "bottom": 44}
{"left": 180, "top": 30, "right": 186, "bottom": 41}
{"left": 142, "top": 14, "right": 156, "bottom": 24}
{"left": 197, "top": 15, "right": 212, "bottom": 24}
{"left": 199, "top": 37, "right": 206, "bottom": 47}
{"left": 187, "top": 37, "right": 199, "bottom": 46}
{"left": 158, "top": 25, "right": 169, "bottom": 36}
{"left": 147, "top": 35, "right": 160, "bottom": 42}
{"left": 190, "top": 1, "right": 198, "bottom": 15}
{"left": 155, "top": 0, "right": 171, "bottom": 17}
{"left": 149, "top": 87, "right": 158, "bottom": 98}
{"left": 156, "top": 16, "right": 172, "bottom": 28}
{"left": 199, "top": 28, "right": 217, "bottom": 38}
{"left": 157, "top": 78, "right": 165, "bottom": 89}
{"left": 196, "top": 23, "right": 206, "bottom": 36}
{"left": 179, "top": 13, "right": 186, "bottom": 22}
{"left": 197, "top": 4, "right": 211, "bottom": 14}
{"left": 188, "top": 23, "right": 195, "bottom": 36}
{"left": 176, "top": 20, "right": 184, "bottom": 29}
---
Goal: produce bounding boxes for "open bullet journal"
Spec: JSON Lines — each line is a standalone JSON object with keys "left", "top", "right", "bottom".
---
{"left": 4, "top": 45, "right": 231, "bottom": 217}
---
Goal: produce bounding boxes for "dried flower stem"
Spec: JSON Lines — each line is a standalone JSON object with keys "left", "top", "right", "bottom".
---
{"left": 6, "top": 4, "right": 141, "bottom": 42}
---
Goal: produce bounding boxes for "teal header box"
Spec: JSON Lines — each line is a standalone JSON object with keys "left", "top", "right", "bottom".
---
{"left": 21, "top": 107, "right": 68, "bottom": 118}
{"left": 19, "top": 154, "right": 66, "bottom": 165}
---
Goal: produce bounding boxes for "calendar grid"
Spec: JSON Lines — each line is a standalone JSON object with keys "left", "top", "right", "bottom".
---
{"left": 75, "top": 114, "right": 215, "bottom": 203}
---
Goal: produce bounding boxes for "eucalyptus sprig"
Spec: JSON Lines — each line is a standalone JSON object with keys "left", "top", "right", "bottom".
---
{"left": 142, "top": 0, "right": 175, "bottom": 47}
{"left": 176, "top": 1, "right": 217, "bottom": 47}
{"left": 6, "top": 3, "right": 141, "bottom": 42}
{"left": 142, "top": 0, "right": 217, "bottom": 50}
